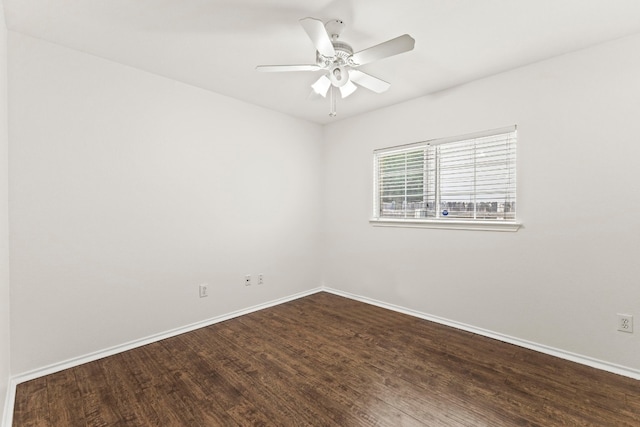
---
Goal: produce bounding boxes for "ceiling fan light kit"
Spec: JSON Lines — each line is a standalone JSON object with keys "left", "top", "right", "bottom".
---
{"left": 257, "top": 17, "right": 415, "bottom": 117}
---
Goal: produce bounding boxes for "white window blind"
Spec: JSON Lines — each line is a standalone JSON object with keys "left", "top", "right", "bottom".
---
{"left": 374, "top": 127, "right": 516, "bottom": 223}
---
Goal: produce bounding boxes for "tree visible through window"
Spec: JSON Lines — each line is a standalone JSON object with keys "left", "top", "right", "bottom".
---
{"left": 374, "top": 127, "right": 516, "bottom": 222}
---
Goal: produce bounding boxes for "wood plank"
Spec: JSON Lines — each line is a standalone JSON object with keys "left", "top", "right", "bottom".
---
{"left": 46, "top": 368, "right": 84, "bottom": 427}
{"left": 181, "top": 327, "right": 344, "bottom": 426}
{"left": 118, "top": 343, "right": 210, "bottom": 426}
{"left": 98, "top": 353, "right": 162, "bottom": 425}
{"left": 225, "top": 399, "right": 275, "bottom": 427}
{"left": 13, "top": 377, "right": 50, "bottom": 427}
{"left": 73, "top": 359, "right": 124, "bottom": 426}
{"left": 132, "top": 340, "right": 238, "bottom": 426}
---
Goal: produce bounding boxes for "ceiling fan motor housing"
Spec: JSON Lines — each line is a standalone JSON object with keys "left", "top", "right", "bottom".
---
{"left": 316, "top": 40, "right": 353, "bottom": 68}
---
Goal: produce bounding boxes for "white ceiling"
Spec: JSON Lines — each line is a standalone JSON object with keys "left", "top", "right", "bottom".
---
{"left": 4, "top": 0, "right": 640, "bottom": 124}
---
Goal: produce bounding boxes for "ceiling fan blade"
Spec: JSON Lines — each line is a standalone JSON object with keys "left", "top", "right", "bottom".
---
{"left": 350, "top": 34, "right": 415, "bottom": 66}
{"left": 299, "top": 17, "right": 336, "bottom": 58}
{"left": 349, "top": 70, "right": 390, "bottom": 93}
{"left": 310, "top": 75, "right": 331, "bottom": 97}
{"left": 339, "top": 80, "right": 358, "bottom": 98}
{"left": 256, "top": 64, "right": 321, "bottom": 72}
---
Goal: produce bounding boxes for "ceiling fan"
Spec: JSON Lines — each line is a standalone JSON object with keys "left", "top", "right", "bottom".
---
{"left": 256, "top": 18, "right": 415, "bottom": 117}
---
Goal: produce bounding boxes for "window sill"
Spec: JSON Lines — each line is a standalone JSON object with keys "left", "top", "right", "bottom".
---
{"left": 369, "top": 218, "right": 521, "bottom": 232}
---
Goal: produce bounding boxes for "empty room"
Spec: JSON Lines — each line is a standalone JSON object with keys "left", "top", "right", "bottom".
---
{"left": 1, "top": 0, "right": 640, "bottom": 426}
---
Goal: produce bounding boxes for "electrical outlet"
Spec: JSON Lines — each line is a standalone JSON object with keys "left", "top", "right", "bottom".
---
{"left": 245, "top": 275, "right": 251, "bottom": 286}
{"left": 617, "top": 314, "right": 633, "bottom": 333}
{"left": 199, "top": 284, "right": 208, "bottom": 298}
{"left": 258, "top": 274, "right": 264, "bottom": 285}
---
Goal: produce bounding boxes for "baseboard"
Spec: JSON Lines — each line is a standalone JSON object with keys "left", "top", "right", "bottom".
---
{"left": 2, "top": 378, "right": 16, "bottom": 427}
{"left": 9, "top": 287, "right": 324, "bottom": 391}
{"left": 322, "top": 287, "right": 640, "bottom": 381}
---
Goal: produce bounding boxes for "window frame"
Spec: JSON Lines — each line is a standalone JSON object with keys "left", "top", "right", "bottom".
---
{"left": 371, "top": 126, "right": 521, "bottom": 232}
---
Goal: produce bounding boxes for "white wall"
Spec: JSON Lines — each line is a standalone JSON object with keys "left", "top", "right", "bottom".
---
{"left": 0, "top": 1, "right": 10, "bottom": 422}
{"left": 8, "top": 32, "right": 324, "bottom": 374}
{"left": 323, "top": 33, "right": 640, "bottom": 371}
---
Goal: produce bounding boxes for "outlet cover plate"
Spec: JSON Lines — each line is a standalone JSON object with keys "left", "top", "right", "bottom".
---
{"left": 199, "top": 284, "right": 208, "bottom": 298}
{"left": 617, "top": 314, "right": 633, "bottom": 333}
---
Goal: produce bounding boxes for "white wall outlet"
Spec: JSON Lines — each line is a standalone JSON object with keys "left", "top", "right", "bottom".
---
{"left": 258, "top": 274, "right": 264, "bottom": 285}
{"left": 617, "top": 314, "right": 633, "bottom": 333}
{"left": 245, "top": 275, "right": 251, "bottom": 286}
{"left": 199, "top": 284, "right": 208, "bottom": 298}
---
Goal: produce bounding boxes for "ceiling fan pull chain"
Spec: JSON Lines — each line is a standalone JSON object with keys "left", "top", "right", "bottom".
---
{"left": 329, "top": 85, "right": 337, "bottom": 117}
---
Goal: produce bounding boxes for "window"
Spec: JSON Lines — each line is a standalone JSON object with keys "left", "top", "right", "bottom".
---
{"left": 372, "top": 126, "right": 518, "bottom": 230}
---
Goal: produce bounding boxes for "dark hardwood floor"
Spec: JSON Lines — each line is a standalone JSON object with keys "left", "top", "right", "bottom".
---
{"left": 13, "top": 292, "right": 640, "bottom": 426}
